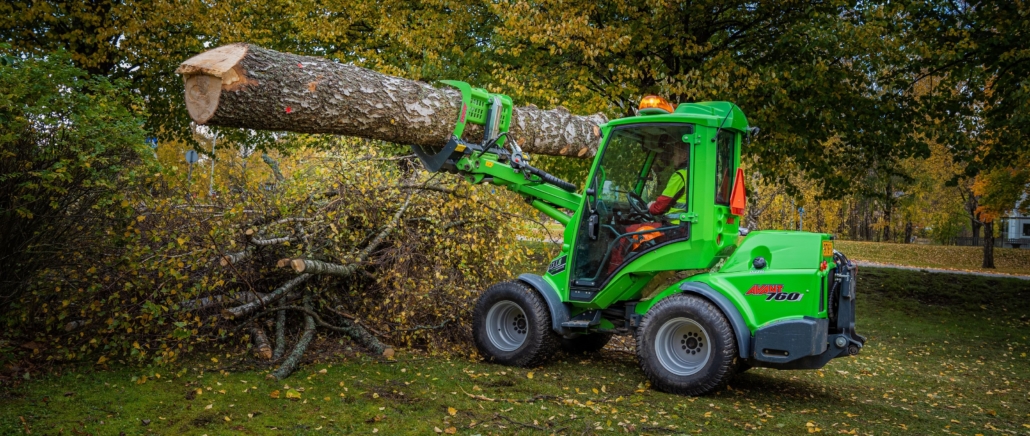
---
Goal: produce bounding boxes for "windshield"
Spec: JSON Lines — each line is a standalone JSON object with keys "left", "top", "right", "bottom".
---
{"left": 592, "top": 124, "right": 694, "bottom": 205}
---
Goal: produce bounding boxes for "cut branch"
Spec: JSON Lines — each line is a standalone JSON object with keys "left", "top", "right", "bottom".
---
{"left": 250, "top": 325, "right": 273, "bottom": 360}
{"left": 270, "top": 294, "right": 316, "bottom": 380}
{"left": 177, "top": 44, "right": 606, "bottom": 158}
{"left": 250, "top": 235, "right": 294, "bottom": 246}
{"left": 220, "top": 249, "right": 252, "bottom": 266}
{"left": 290, "top": 259, "right": 358, "bottom": 276}
{"left": 272, "top": 309, "right": 287, "bottom": 360}
{"left": 272, "top": 305, "right": 391, "bottom": 357}
{"left": 223, "top": 273, "right": 311, "bottom": 319}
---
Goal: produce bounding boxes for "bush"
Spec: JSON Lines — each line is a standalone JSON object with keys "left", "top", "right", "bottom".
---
{"left": 0, "top": 49, "right": 147, "bottom": 314}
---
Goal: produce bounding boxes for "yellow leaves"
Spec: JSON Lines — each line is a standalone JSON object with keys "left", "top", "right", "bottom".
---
{"left": 526, "top": 372, "right": 534, "bottom": 379}
{"left": 447, "top": 407, "right": 457, "bottom": 416}
{"left": 806, "top": 421, "right": 822, "bottom": 433}
{"left": 269, "top": 390, "right": 280, "bottom": 399}
{"left": 285, "top": 389, "right": 302, "bottom": 399}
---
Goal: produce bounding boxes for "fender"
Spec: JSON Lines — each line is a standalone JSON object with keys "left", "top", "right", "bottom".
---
{"left": 677, "top": 282, "right": 751, "bottom": 359}
{"left": 518, "top": 274, "right": 572, "bottom": 336}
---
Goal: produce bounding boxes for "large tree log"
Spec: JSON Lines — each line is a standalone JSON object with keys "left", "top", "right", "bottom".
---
{"left": 176, "top": 44, "right": 607, "bottom": 158}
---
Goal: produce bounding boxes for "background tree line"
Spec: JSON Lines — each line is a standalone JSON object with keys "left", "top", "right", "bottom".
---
{"left": 1, "top": 0, "right": 1027, "bottom": 370}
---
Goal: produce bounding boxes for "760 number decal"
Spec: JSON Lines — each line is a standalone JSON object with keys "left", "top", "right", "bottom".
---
{"left": 746, "top": 284, "right": 804, "bottom": 301}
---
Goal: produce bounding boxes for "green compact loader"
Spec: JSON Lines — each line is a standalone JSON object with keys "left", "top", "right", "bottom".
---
{"left": 412, "top": 85, "right": 865, "bottom": 395}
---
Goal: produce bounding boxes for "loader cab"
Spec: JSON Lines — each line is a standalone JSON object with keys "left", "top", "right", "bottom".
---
{"left": 566, "top": 98, "right": 746, "bottom": 304}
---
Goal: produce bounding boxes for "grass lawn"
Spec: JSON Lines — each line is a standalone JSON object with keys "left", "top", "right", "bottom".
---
{"left": 836, "top": 240, "right": 1030, "bottom": 277}
{"left": 2, "top": 267, "right": 1029, "bottom": 435}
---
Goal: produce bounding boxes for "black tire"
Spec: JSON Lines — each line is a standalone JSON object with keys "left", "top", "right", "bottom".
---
{"left": 561, "top": 333, "right": 613, "bottom": 354}
{"left": 472, "top": 281, "right": 560, "bottom": 367}
{"left": 635, "top": 293, "right": 737, "bottom": 396}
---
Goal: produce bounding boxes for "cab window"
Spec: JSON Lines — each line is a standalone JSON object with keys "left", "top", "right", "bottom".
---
{"left": 714, "top": 131, "right": 735, "bottom": 205}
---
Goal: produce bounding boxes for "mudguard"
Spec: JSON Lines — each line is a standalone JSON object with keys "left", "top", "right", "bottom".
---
{"left": 638, "top": 282, "right": 752, "bottom": 359}
{"left": 518, "top": 274, "right": 572, "bottom": 336}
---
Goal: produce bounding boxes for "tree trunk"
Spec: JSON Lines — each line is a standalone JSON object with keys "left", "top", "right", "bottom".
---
{"left": 904, "top": 221, "right": 913, "bottom": 244}
{"left": 982, "top": 220, "right": 995, "bottom": 268}
{"left": 177, "top": 44, "right": 607, "bottom": 158}
{"left": 971, "top": 220, "right": 981, "bottom": 246}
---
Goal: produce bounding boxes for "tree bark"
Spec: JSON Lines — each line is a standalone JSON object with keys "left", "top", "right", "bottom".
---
{"left": 250, "top": 325, "right": 273, "bottom": 360}
{"left": 983, "top": 220, "right": 995, "bottom": 268}
{"left": 291, "top": 259, "right": 358, "bottom": 276}
{"left": 177, "top": 44, "right": 607, "bottom": 158}
{"left": 223, "top": 273, "right": 311, "bottom": 319}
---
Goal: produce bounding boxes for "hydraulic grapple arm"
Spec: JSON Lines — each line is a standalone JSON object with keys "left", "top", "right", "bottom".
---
{"left": 410, "top": 81, "right": 584, "bottom": 226}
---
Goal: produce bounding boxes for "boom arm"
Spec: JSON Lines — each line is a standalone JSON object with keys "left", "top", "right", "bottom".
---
{"left": 410, "top": 81, "right": 584, "bottom": 226}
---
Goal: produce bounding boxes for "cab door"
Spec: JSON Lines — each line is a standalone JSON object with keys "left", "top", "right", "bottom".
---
{"left": 569, "top": 124, "right": 695, "bottom": 301}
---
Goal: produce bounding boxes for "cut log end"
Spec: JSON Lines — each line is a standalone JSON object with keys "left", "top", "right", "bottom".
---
{"left": 382, "top": 346, "right": 395, "bottom": 359}
{"left": 177, "top": 44, "right": 252, "bottom": 124}
{"left": 175, "top": 43, "right": 249, "bottom": 77}
{"left": 290, "top": 259, "right": 306, "bottom": 273}
{"left": 183, "top": 74, "right": 222, "bottom": 124}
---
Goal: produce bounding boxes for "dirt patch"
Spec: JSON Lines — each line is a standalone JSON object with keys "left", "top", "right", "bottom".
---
{"left": 189, "top": 412, "right": 218, "bottom": 427}
{"left": 482, "top": 377, "right": 517, "bottom": 388}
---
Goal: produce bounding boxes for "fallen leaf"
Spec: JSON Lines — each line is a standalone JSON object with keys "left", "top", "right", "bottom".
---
{"left": 448, "top": 407, "right": 457, "bottom": 416}
{"left": 527, "top": 372, "right": 534, "bottom": 379}
{"left": 445, "top": 427, "right": 457, "bottom": 434}
{"left": 270, "top": 390, "right": 280, "bottom": 399}
{"left": 285, "top": 390, "right": 301, "bottom": 399}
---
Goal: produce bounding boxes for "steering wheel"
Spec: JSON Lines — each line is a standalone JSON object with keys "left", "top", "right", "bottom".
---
{"left": 625, "top": 191, "right": 653, "bottom": 220}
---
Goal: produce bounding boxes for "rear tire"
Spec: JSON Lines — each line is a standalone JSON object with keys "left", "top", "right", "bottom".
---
{"left": 561, "top": 333, "right": 613, "bottom": 354}
{"left": 636, "top": 294, "right": 737, "bottom": 395}
{"left": 473, "top": 281, "right": 560, "bottom": 367}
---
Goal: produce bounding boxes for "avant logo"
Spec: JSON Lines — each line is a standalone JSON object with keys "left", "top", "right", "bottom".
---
{"left": 745, "top": 284, "right": 803, "bottom": 301}
{"left": 745, "top": 284, "right": 783, "bottom": 295}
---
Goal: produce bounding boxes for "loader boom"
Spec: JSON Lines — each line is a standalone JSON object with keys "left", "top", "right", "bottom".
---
{"left": 412, "top": 81, "right": 583, "bottom": 225}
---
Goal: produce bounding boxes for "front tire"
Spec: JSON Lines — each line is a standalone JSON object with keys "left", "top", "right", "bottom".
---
{"left": 473, "top": 281, "right": 560, "bottom": 367}
{"left": 636, "top": 294, "right": 737, "bottom": 395}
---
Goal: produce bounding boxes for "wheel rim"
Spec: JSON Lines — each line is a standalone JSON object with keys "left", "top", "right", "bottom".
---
{"left": 485, "top": 300, "right": 528, "bottom": 352}
{"left": 654, "top": 317, "right": 711, "bottom": 376}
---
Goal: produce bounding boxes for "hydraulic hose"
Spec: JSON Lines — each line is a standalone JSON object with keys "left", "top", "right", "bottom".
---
{"left": 524, "top": 164, "right": 578, "bottom": 193}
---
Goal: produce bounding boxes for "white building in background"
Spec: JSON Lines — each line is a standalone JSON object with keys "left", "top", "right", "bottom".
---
{"left": 1004, "top": 192, "right": 1030, "bottom": 249}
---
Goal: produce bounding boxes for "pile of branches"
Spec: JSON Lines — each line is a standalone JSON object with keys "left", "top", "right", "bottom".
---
{"left": 184, "top": 151, "right": 539, "bottom": 379}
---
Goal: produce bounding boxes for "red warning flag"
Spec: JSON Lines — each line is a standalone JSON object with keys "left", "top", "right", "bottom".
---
{"left": 730, "top": 167, "right": 746, "bottom": 216}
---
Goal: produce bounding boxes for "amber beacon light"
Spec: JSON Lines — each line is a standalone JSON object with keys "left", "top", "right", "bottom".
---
{"left": 638, "top": 95, "right": 675, "bottom": 114}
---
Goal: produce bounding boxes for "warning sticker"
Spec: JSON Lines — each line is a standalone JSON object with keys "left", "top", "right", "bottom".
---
{"left": 822, "top": 240, "right": 833, "bottom": 257}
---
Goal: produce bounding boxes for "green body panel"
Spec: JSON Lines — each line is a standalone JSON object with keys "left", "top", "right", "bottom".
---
{"left": 633, "top": 231, "right": 835, "bottom": 332}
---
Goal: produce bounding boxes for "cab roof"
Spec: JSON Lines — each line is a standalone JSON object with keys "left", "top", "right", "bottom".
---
{"left": 605, "top": 101, "right": 750, "bottom": 133}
